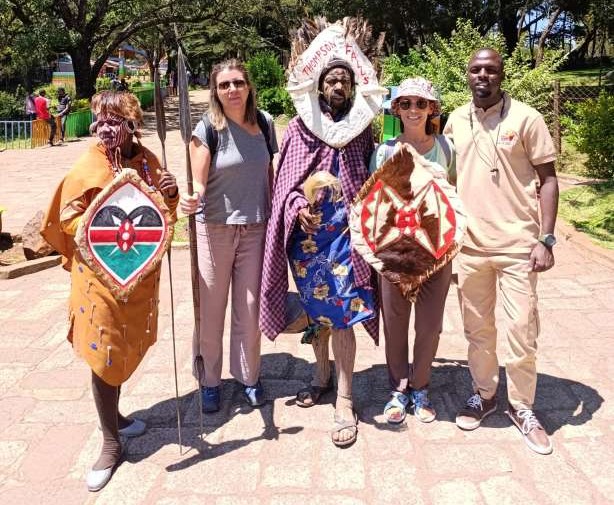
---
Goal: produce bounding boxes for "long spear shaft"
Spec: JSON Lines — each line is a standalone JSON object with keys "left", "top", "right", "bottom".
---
{"left": 154, "top": 64, "right": 183, "bottom": 454}
{"left": 176, "top": 41, "right": 205, "bottom": 438}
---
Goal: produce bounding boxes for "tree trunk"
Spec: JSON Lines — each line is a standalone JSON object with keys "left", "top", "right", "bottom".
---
{"left": 517, "top": 5, "right": 528, "bottom": 43}
{"left": 147, "top": 60, "right": 155, "bottom": 82}
{"left": 535, "top": 7, "right": 562, "bottom": 66}
{"left": 498, "top": 7, "right": 520, "bottom": 55}
{"left": 566, "top": 30, "right": 594, "bottom": 64}
{"left": 70, "top": 49, "right": 97, "bottom": 99}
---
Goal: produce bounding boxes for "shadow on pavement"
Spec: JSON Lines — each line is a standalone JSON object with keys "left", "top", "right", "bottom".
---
{"left": 119, "top": 352, "right": 602, "bottom": 469}
{"left": 123, "top": 352, "right": 312, "bottom": 470}
{"left": 355, "top": 358, "right": 604, "bottom": 435}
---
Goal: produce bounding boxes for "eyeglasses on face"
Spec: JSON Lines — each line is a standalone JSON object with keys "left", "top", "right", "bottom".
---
{"left": 397, "top": 98, "right": 429, "bottom": 110}
{"left": 217, "top": 79, "right": 247, "bottom": 91}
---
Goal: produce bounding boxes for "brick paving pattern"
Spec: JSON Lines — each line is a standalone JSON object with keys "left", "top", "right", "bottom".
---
{"left": 0, "top": 90, "right": 613, "bottom": 504}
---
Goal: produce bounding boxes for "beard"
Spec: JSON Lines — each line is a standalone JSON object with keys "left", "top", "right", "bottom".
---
{"left": 473, "top": 86, "right": 492, "bottom": 99}
{"left": 327, "top": 91, "right": 347, "bottom": 104}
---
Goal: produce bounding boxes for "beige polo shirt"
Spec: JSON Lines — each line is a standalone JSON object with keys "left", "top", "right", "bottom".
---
{"left": 444, "top": 94, "right": 556, "bottom": 253}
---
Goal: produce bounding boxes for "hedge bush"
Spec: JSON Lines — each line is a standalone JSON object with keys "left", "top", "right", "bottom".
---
{"left": 96, "top": 77, "right": 112, "bottom": 93}
{"left": 246, "top": 51, "right": 295, "bottom": 117}
{"left": 0, "top": 90, "right": 24, "bottom": 119}
{"left": 564, "top": 92, "right": 614, "bottom": 179}
{"left": 246, "top": 52, "right": 284, "bottom": 91}
{"left": 258, "top": 87, "right": 287, "bottom": 117}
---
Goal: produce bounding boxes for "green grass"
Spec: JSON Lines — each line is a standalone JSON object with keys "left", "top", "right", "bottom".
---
{"left": 0, "top": 138, "right": 32, "bottom": 150}
{"left": 555, "top": 67, "right": 613, "bottom": 86}
{"left": 557, "top": 139, "right": 589, "bottom": 177}
{"left": 559, "top": 181, "right": 614, "bottom": 249}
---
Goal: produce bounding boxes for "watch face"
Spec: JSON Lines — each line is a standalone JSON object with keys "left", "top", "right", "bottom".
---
{"left": 542, "top": 234, "right": 557, "bottom": 247}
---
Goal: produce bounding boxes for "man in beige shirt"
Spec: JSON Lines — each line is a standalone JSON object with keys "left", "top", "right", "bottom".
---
{"left": 443, "top": 48, "right": 559, "bottom": 455}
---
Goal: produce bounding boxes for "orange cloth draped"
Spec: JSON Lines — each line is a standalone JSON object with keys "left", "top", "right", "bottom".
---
{"left": 41, "top": 142, "right": 178, "bottom": 386}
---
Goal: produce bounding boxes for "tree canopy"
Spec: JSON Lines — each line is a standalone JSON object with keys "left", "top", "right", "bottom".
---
{"left": 1, "top": 0, "right": 222, "bottom": 97}
{"left": 0, "top": 0, "right": 611, "bottom": 98}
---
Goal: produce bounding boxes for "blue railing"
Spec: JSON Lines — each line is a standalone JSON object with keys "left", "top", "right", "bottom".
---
{"left": 0, "top": 120, "right": 32, "bottom": 149}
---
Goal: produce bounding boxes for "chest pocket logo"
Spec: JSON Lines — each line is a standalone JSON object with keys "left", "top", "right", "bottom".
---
{"left": 498, "top": 129, "right": 518, "bottom": 147}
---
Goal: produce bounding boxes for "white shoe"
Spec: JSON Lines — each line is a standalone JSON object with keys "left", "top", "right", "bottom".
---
{"left": 118, "top": 418, "right": 147, "bottom": 438}
{"left": 86, "top": 466, "right": 113, "bottom": 492}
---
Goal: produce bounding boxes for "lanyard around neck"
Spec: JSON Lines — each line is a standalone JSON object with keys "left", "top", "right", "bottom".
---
{"left": 469, "top": 94, "right": 506, "bottom": 174}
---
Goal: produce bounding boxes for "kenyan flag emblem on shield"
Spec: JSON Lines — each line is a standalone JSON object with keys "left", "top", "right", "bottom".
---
{"left": 76, "top": 168, "right": 173, "bottom": 300}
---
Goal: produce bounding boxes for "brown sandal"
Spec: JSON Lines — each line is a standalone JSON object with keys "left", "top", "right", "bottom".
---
{"left": 295, "top": 381, "right": 333, "bottom": 407}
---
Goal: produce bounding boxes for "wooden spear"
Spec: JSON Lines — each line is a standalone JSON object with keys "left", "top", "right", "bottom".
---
{"left": 153, "top": 62, "right": 183, "bottom": 453}
{"left": 176, "top": 38, "right": 205, "bottom": 438}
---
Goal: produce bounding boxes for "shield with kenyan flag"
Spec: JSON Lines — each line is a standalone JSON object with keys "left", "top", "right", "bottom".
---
{"left": 350, "top": 144, "right": 466, "bottom": 302}
{"left": 75, "top": 168, "right": 174, "bottom": 300}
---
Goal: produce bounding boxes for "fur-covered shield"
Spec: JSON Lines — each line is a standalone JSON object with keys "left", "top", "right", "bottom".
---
{"left": 350, "top": 145, "right": 466, "bottom": 301}
{"left": 75, "top": 168, "right": 173, "bottom": 300}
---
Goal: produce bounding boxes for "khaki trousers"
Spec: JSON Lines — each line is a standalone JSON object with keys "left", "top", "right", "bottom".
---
{"left": 380, "top": 263, "right": 452, "bottom": 392}
{"left": 457, "top": 250, "right": 540, "bottom": 410}
{"left": 193, "top": 221, "right": 266, "bottom": 387}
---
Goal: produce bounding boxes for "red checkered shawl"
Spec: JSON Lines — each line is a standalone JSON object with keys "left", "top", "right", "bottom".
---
{"left": 259, "top": 117, "right": 379, "bottom": 342}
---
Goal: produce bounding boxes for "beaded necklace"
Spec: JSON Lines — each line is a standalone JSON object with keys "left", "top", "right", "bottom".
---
{"left": 103, "top": 140, "right": 155, "bottom": 189}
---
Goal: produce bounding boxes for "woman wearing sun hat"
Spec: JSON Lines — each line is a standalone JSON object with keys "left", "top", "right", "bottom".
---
{"left": 370, "top": 76, "right": 456, "bottom": 424}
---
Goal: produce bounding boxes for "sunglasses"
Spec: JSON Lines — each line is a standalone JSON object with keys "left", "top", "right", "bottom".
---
{"left": 397, "top": 98, "right": 429, "bottom": 110}
{"left": 217, "top": 79, "right": 247, "bottom": 91}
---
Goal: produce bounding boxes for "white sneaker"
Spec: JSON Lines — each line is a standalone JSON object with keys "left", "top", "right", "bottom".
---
{"left": 86, "top": 466, "right": 113, "bottom": 492}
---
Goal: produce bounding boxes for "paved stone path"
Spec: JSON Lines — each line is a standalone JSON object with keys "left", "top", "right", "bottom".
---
{"left": 0, "top": 90, "right": 613, "bottom": 504}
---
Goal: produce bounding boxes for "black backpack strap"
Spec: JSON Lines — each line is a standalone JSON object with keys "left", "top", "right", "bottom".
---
{"left": 436, "top": 134, "right": 452, "bottom": 168}
{"left": 202, "top": 110, "right": 272, "bottom": 161}
{"left": 256, "top": 110, "right": 274, "bottom": 162}
{"left": 201, "top": 113, "right": 219, "bottom": 159}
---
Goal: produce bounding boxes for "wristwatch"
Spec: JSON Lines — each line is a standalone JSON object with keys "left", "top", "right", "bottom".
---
{"left": 538, "top": 233, "right": 557, "bottom": 248}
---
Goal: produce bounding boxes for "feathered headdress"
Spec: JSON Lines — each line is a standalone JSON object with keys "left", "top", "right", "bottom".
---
{"left": 289, "top": 16, "right": 385, "bottom": 74}
{"left": 287, "top": 16, "right": 388, "bottom": 148}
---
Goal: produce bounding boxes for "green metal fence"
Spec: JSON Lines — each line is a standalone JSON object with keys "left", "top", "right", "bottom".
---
{"left": 65, "top": 109, "right": 93, "bottom": 138}
{"left": 382, "top": 114, "right": 401, "bottom": 142}
{"left": 133, "top": 83, "right": 155, "bottom": 108}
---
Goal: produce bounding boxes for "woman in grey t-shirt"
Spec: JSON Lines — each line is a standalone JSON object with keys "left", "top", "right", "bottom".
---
{"left": 179, "top": 59, "right": 278, "bottom": 413}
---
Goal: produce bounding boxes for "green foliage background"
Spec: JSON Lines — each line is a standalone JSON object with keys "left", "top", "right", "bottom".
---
{"left": 0, "top": 89, "right": 24, "bottom": 119}
{"left": 563, "top": 92, "right": 614, "bottom": 179}
{"left": 380, "top": 20, "right": 564, "bottom": 118}
{"left": 246, "top": 52, "right": 295, "bottom": 117}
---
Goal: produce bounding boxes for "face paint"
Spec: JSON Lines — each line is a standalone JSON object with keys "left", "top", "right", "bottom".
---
{"left": 321, "top": 67, "right": 353, "bottom": 113}
{"left": 92, "top": 113, "right": 133, "bottom": 151}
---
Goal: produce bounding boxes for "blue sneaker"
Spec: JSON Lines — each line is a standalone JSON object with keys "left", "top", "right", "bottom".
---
{"left": 410, "top": 388, "right": 436, "bottom": 423}
{"left": 201, "top": 386, "right": 220, "bottom": 413}
{"left": 244, "top": 380, "right": 265, "bottom": 407}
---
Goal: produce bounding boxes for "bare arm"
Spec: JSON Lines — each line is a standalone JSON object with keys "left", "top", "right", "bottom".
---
{"left": 529, "top": 161, "right": 559, "bottom": 272}
{"left": 179, "top": 136, "right": 211, "bottom": 215}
